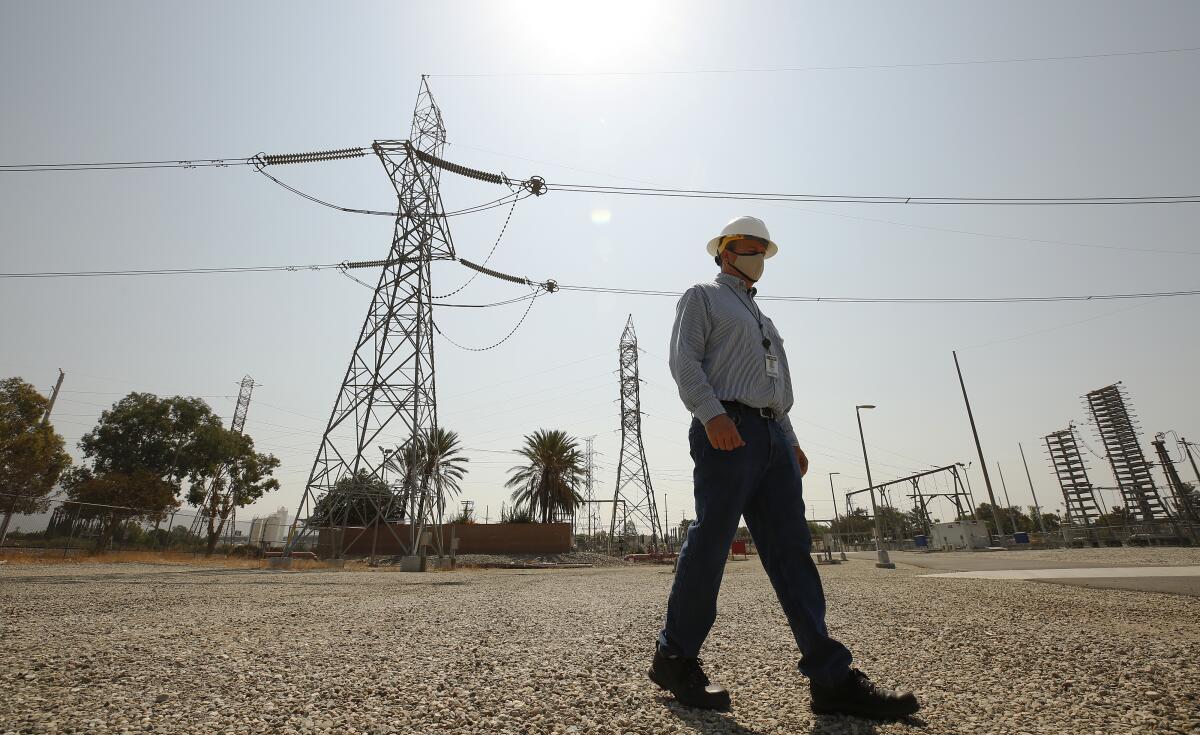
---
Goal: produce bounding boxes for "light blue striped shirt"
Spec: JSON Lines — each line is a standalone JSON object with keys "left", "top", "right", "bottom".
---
{"left": 669, "top": 272, "right": 800, "bottom": 447}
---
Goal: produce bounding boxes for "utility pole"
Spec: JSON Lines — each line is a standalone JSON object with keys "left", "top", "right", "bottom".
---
{"left": 41, "top": 369, "right": 65, "bottom": 425}
{"left": 1019, "top": 443, "right": 1047, "bottom": 534}
{"left": 1183, "top": 438, "right": 1200, "bottom": 498}
{"left": 996, "top": 462, "right": 1018, "bottom": 535}
{"left": 952, "top": 351, "right": 1004, "bottom": 542}
{"left": 1152, "top": 434, "right": 1197, "bottom": 543}
{"left": 856, "top": 404, "right": 894, "bottom": 569}
{"left": 828, "top": 471, "right": 847, "bottom": 560}
{"left": 663, "top": 493, "right": 670, "bottom": 554}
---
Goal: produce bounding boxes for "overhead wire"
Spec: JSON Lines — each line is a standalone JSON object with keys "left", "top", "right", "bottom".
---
{"left": 433, "top": 285, "right": 546, "bottom": 351}
{"left": 556, "top": 284, "right": 1200, "bottom": 304}
{"left": 431, "top": 45, "right": 1200, "bottom": 78}
{"left": 0, "top": 157, "right": 255, "bottom": 172}
{"left": 433, "top": 197, "right": 520, "bottom": 298}
{"left": 5, "top": 145, "right": 1196, "bottom": 207}
{"left": 6, "top": 263, "right": 1199, "bottom": 304}
{"left": 254, "top": 164, "right": 533, "bottom": 218}
{"left": 547, "top": 182, "right": 1200, "bottom": 206}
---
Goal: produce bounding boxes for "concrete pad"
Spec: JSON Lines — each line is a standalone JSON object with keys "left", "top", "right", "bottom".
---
{"left": 920, "top": 565, "right": 1200, "bottom": 579}
{"left": 921, "top": 565, "right": 1200, "bottom": 597}
{"left": 1033, "top": 576, "right": 1200, "bottom": 597}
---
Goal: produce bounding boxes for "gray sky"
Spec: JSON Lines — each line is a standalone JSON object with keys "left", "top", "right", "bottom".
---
{"left": 2, "top": 1, "right": 1198, "bottom": 532}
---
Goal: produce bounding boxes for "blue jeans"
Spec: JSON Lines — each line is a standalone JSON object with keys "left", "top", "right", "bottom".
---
{"left": 657, "top": 407, "right": 853, "bottom": 686}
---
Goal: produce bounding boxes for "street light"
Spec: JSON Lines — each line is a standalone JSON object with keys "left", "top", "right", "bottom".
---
{"left": 828, "top": 472, "right": 848, "bottom": 561}
{"left": 856, "top": 404, "right": 895, "bottom": 569}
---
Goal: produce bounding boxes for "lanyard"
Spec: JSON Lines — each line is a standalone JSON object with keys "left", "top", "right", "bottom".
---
{"left": 722, "top": 283, "right": 772, "bottom": 350}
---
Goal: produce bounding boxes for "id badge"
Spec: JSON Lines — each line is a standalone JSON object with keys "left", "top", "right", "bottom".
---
{"left": 765, "top": 354, "right": 780, "bottom": 379}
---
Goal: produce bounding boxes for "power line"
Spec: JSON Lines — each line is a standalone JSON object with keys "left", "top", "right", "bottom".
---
{"left": 556, "top": 284, "right": 1200, "bottom": 304}
{"left": 6, "top": 263, "right": 1200, "bottom": 304}
{"left": 254, "top": 165, "right": 532, "bottom": 218}
{"left": 0, "top": 157, "right": 255, "bottom": 172}
{"left": 548, "top": 183, "right": 1200, "bottom": 206}
{"left": 0, "top": 263, "right": 345, "bottom": 278}
{"left": 433, "top": 287, "right": 546, "bottom": 351}
{"left": 5, "top": 151, "right": 1198, "bottom": 206}
{"left": 449, "top": 140, "right": 1200, "bottom": 256}
{"left": 432, "top": 46, "right": 1200, "bottom": 78}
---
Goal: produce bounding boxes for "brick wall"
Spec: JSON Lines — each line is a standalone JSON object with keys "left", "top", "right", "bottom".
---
{"left": 317, "top": 522, "right": 572, "bottom": 557}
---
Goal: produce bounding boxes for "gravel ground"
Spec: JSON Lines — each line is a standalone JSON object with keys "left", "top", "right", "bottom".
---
{"left": 2, "top": 553, "right": 1198, "bottom": 734}
{"left": 382, "top": 552, "right": 633, "bottom": 569}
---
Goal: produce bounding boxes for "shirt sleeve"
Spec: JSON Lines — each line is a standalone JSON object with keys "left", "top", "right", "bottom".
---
{"left": 779, "top": 413, "right": 800, "bottom": 448}
{"left": 668, "top": 287, "right": 726, "bottom": 424}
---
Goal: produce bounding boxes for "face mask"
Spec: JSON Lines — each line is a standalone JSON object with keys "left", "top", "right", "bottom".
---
{"left": 729, "top": 252, "right": 765, "bottom": 282}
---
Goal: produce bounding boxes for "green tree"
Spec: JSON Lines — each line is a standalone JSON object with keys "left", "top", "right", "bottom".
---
{"left": 384, "top": 427, "right": 469, "bottom": 524}
{"left": 505, "top": 429, "right": 584, "bottom": 523}
{"left": 0, "top": 378, "right": 72, "bottom": 546}
{"left": 830, "top": 506, "right": 875, "bottom": 544}
{"left": 500, "top": 502, "right": 536, "bottom": 523}
{"left": 311, "top": 470, "right": 395, "bottom": 527}
{"left": 63, "top": 393, "right": 224, "bottom": 551}
{"left": 185, "top": 427, "right": 280, "bottom": 556}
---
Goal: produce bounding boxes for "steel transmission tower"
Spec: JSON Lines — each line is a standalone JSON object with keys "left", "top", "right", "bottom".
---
{"left": 189, "top": 375, "right": 256, "bottom": 537}
{"left": 286, "top": 78, "right": 457, "bottom": 557}
{"left": 1044, "top": 425, "right": 1103, "bottom": 543}
{"left": 1084, "top": 383, "right": 1171, "bottom": 521}
{"left": 583, "top": 435, "right": 596, "bottom": 540}
{"left": 609, "top": 315, "right": 663, "bottom": 553}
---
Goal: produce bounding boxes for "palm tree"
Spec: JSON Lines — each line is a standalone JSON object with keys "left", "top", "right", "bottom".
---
{"left": 384, "top": 427, "right": 469, "bottom": 525}
{"left": 505, "top": 429, "right": 584, "bottom": 523}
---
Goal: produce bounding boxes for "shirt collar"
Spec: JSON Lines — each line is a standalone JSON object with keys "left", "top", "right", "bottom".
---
{"left": 716, "top": 272, "right": 757, "bottom": 297}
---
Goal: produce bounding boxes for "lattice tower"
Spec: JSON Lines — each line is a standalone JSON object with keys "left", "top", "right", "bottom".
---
{"left": 609, "top": 316, "right": 663, "bottom": 552}
{"left": 583, "top": 435, "right": 596, "bottom": 539}
{"left": 285, "top": 78, "right": 456, "bottom": 557}
{"left": 189, "top": 375, "right": 255, "bottom": 536}
{"left": 1084, "top": 383, "right": 1170, "bottom": 521}
{"left": 1044, "top": 425, "right": 1103, "bottom": 528}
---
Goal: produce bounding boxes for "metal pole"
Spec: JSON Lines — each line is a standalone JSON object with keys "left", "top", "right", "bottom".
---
{"left": 1182, "top": 439, "right": 1200, "bottom": 514}
{"left": 996, "top": 462, "right": 1019, "bottom": 535}
{"left": 856, "top": 405, "right": 894, "bottom": 569}
{"left": 1152, "top": 436, "right": 1197, "bottom": 544}
{"left": 953, "top": 351, "right": 1004, "bottom": 542}
{"left": 828, "top": 472, "right": 847, "bottom": 560}
{"left": 41, "top": 369, "right": 65, "bottom": 425}
{"left": 1019, "top": 443, "right": 1048, "bottom": 535}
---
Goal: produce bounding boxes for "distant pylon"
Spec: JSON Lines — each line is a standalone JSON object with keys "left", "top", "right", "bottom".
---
{"left": 583, "top": 436, "right": 596, "bottom": 541}
{"left": 190, "top": 374, "right": 256, "bottom": 537}
{"left": 609, "top": 316, "right": 663, "bottom": 554}
{"left": 285, "top": 77, "right": 457, "bottom": 559}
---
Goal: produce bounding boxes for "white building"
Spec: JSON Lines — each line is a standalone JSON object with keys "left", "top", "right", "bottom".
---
{"left": 929, "top": 520, "right": 991, "bottom": 550}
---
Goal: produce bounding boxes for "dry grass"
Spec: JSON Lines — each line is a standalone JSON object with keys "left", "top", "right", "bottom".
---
{"left": 0, "top": 548, "right": 339, "bottom": 570}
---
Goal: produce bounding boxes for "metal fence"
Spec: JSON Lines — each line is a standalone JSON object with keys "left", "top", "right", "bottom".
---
{"left": 1, "top": 494, "right": 307, "bottom": 558}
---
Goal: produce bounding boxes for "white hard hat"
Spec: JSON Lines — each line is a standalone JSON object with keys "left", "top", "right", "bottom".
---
{"left": 706, "top": 215, "right": 779, "bottom": 259}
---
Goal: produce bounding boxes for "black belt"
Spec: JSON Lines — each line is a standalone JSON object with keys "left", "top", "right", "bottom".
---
{"left": 720, "top": 401, "right": 778, "bottom": 421}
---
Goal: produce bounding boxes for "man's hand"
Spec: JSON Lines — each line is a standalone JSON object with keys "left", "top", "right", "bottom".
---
{"left": 704, "top": 414, "right": 745, "bottom": 451}
{"left": 794, "top": 445, "right": 809, "bottom": 477}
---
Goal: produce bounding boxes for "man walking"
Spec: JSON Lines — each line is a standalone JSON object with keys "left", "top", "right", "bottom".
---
{"left": 648, "top": 216, "right": 920, "bottom": 719}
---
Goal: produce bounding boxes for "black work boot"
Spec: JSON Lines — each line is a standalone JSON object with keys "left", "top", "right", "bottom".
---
{"left": 648, "top": 647, "right": 731, "bottom": 710}
{"left": 810, "top": 668, "right": 920, "bottom": 719}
